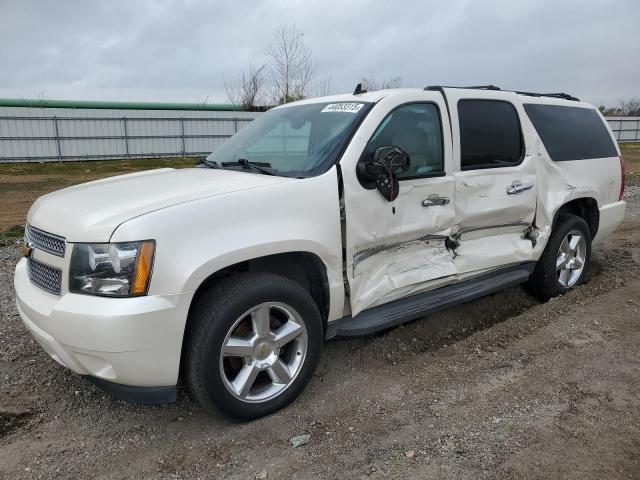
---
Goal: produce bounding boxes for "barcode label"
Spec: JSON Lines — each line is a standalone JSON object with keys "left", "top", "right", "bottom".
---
{"left": 321, "top": 103, "right": 365, "bottom": 113}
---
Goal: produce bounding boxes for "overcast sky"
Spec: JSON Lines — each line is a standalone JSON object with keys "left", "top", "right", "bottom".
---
{"left": 1, "top": 0, "right": 639, "bottom": 106}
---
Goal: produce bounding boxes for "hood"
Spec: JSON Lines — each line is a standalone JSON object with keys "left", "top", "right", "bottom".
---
{"left": 27, "top": 167, "right": 291, "bottom": 242}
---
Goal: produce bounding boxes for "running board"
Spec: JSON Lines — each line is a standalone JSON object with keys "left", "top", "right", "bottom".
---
{"left": 326, "top": 263, "right": 535, "bottom": 338}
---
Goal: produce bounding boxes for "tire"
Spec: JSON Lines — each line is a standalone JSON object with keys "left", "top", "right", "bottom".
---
{"left": 184, "top": 272, "right": 323, "bottom": 420}
{"left": 527, "top": 214, "right": 592, "bottom": 300}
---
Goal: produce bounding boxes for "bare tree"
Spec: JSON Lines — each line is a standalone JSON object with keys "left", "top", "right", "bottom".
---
{"left": 223, "top": 63, "right": 266, "bottom": 111}
{"left": 619, "top": 97, "right": 640, "bottom": 116}
{"left": 360, "top": 75, "right": 402, "bottom": 92}
{"left": 266, "top": 25, "right": 314, "bottom": 104}
{"left": 599, "top": 97, "right": 640, "bottom": 117}
{"left": 313, "top": 74, "right": 336, "bottom": 97}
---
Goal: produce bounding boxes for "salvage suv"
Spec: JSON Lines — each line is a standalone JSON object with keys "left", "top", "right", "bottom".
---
{"left": 15, "top": 85, "right": 626, "bottom": 419}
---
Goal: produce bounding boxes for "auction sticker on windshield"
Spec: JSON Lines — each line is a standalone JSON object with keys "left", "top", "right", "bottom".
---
{"left": 321, "top": 103, "right": 365, "bottom": 113}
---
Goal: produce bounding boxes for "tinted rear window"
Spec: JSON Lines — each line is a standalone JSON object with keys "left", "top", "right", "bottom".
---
{"left": 458, "top": 100, "right": 523, "bottom": 170}
{"left": 524, "top": 104, "right": 617, "bottom": 161}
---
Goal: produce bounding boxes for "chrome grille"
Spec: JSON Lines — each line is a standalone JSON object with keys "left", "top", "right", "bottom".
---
{"left": 27, "top": 257, "right": 62, "bottom": 295}
{"left": 26, "top": 224, "right": 66, "bottom": 257}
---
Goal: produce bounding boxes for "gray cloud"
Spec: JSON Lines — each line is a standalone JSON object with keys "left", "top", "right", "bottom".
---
{"left": 1, "top": 0, "right": 639, "bottom": 106}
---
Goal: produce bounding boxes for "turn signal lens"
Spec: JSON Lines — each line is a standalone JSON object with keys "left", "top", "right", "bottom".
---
{"left": 131, "top": 241, "right": 155, "bottom": 296}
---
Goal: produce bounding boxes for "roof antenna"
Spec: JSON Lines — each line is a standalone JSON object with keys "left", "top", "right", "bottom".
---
{"left": 353, "top": 83, "right": 367, "bottom": 95}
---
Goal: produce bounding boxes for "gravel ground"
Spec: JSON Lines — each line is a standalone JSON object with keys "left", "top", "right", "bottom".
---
{"left": 1, "top": 192, "right": 639, "bottom": 479}
{"left": 624, "top": 185, "right": 640, "bottom": 219}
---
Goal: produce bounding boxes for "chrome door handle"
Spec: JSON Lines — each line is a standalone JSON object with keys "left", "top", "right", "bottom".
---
{"left": 422, "top": 195, "right": 450, "bottom": 207}
{"left": 506, "top": 181, "right": 534, "bottom": 195}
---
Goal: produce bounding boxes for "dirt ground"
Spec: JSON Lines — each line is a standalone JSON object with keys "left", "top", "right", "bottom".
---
{"left": 0, "top": 157, "right": 198, "bottom": 232}
{"left": 1, "top": 156, "right": 640, "bottom": 479}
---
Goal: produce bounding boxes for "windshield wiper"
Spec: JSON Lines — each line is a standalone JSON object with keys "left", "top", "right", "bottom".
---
{"left": 220, "top": 159, "right": 276, "bottom": 176}
{"left": 197, "top": 158, "right": 220, "bottom": 169}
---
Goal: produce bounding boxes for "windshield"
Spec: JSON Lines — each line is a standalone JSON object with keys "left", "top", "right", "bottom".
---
{"left": 206, "top": 101, "right": 372, "bottom": 177}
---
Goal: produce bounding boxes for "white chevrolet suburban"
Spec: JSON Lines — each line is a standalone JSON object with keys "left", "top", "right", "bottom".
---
{"left": 14, "top": 85, "right": 626, "bottom": 419}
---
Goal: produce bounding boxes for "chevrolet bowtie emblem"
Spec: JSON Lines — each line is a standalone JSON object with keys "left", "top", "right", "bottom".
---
{"left": 22, "top": 242, "right": 33, "bottom": 258}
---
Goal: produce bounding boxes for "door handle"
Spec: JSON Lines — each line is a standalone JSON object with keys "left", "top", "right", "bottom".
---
{"left": 506, "top": 181, "right": 534, "bottom": 195}
{"left": 422, "top": 195, "right": 450, "bottom": 207}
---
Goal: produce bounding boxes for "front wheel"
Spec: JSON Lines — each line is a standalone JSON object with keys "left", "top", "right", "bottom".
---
{"left": 184, "top": 272, "right": 323, "bottom": 420}
{"left": 527, "top": 214, "right": 592, "bottom": 300}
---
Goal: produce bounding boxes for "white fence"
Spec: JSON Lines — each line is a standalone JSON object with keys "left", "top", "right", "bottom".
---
{"left": 0, "top": 100, "right": 260, "bottom": 163}
{"left": 606, "top": 117, "right": 640, "bottom": 143}
{"left": 0, "top": 100, "right": 637, "bottom": 163}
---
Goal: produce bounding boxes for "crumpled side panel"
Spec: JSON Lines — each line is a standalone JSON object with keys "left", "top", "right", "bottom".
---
{"left": 350, "top": 238, "right": 456, "bottom": 314}
{"left": 531, "top": 133, "right": 618, "bottom": 254}
{"left": 453, "top": 231, "right": 534, "bottom": 273}
{"left": 344, "top": 175, "right": 457, "bottom": 316}
{"left": 455, "top": 175, "right": 537, "bottom": 228}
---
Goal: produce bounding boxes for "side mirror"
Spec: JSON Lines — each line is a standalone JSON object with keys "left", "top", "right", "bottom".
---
{"left": 356, "top": 146, "right": 410, "bottom": 202}
{"left": 373, "top": 146, "right": 410, "bottom": 174}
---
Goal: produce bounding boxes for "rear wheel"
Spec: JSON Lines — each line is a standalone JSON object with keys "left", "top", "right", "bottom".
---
{"left": 527, "top": 215, "right": 591, "bottom": 300}
{"left": 185, "top": 272, "right": 323, "bottom": 420}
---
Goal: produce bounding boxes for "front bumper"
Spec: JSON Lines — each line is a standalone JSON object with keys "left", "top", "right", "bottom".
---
{"left": 14, "top": 258, "right": 193, "bottom": 400}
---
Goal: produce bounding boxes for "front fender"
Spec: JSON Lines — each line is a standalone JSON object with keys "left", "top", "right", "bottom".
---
{"left": 111, "top": 167, "right": 345, "bottom": 321}
{"left": 183, "top": 239, "right": 335, "bottom": 295}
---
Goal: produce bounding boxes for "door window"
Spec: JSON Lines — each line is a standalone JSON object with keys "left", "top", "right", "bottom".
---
{"left": 458, "top": 100, "right": 523, "bottom": 170}
{"left": 362, "top": 103, "right": 444, "bottom": 178}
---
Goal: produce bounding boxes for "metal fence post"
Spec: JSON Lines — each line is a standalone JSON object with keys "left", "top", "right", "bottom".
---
{"left": 636, "top": 119, "right": 639, "bottom": 142}
{"left": 53, "top": 116, "right": 62, "bottom": 162}
{"left": 180, "top": 117, "right": 185, "bottom": 157}
{"left": 234, "top": 117, "right": 238, "bottom": 133}
{"left": 123, "top": 117, "right": 130, "bottom": 158}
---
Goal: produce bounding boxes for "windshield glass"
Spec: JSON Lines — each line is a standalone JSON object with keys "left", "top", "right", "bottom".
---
{"left": 206, "top": 101, "right": 371, "bottom": 177}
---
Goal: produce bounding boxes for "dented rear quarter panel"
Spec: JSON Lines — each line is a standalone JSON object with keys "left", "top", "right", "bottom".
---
{"left": 520, "top": 98, "right": 624, "bottom": 255}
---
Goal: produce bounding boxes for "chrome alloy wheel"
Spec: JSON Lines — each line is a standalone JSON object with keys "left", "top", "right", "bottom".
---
{"left": 219, "top": 302, "right": 308, "bottom": 403}
{"left": 556, "top": 229, "right": 587, "bottom": 288}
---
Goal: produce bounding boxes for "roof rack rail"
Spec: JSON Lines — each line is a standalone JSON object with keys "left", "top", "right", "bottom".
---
{"left": 425, "top": 85, "right": 501, "bottom": 91}
{"left": 514, "top": 91, "right": 580, "bottom": 102}
{"left": 424, "top": 85, "right": 580, "bottom": 102}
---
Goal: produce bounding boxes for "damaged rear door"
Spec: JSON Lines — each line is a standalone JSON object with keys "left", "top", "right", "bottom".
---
{"left": 341, "top": 92, "right": 457, "bottom": 315}
{"left": 446, "top": 90, "right": 538, "bottom": 274}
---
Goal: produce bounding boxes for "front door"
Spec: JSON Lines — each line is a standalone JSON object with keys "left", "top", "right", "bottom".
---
{"left": 341, "top": 92, "right": 456, "bottom": 315}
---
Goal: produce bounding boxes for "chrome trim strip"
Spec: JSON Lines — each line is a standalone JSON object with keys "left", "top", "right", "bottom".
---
{"left": 452, "top": 222, "right": 530, "bottom": 240}
{"left": 353, "top": 234, "right": 449, "bottom": 267}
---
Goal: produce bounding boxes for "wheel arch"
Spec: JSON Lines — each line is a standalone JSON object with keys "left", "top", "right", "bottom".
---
{"left": 181, "top": 251, "right": 331, "bottom": 364}
{"left": 552, "top": 197, "right": 599, "bottom": 239}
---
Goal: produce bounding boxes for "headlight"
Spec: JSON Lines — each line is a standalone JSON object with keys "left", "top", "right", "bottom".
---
{"left": 69, "top": 241, "right": 155, "bottom": 297}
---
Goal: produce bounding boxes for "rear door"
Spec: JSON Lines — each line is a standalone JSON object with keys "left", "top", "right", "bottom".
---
{"left": 445, "top": 89, "right": 538, "bottom": 274}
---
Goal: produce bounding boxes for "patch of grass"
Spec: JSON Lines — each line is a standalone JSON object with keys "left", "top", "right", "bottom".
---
{"left": 0, "top": 225, "right": 25, "bottom": 238}
{"left": 0, "top": 157, "right": 199, "bottom": 177}
{"left": 620, "top": 143, "right": 640, "bottom": 186}
{"left": 0, "top": 157, "right": 199, "bottom": 230}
